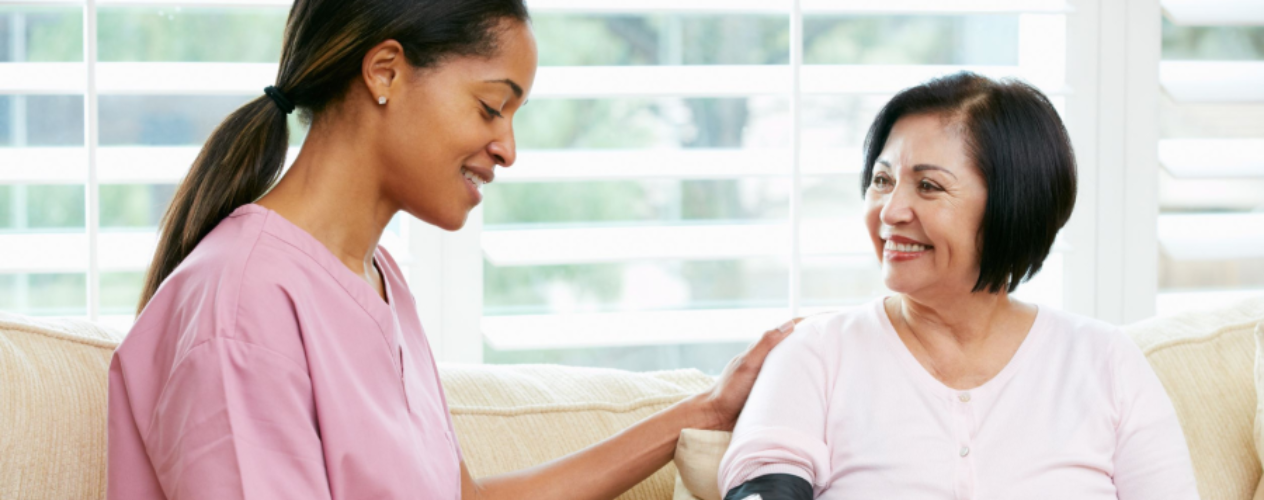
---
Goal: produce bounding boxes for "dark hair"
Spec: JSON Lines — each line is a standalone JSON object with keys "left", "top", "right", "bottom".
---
{"left": 860, "top": 72, "right": 1077, "bottom": 294}
{"left": 138, "top": 0, "right": 530, "bottom": 312}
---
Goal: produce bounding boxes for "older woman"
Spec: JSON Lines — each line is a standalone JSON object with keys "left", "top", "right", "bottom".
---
{"left": 717, "top": 73, "right": 1199, "bottom": 500}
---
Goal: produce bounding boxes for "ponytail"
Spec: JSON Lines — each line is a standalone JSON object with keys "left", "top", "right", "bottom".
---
{"left": 136, "top": 96, "right": 289, "bottom": 312}
{"left": 136, "top": 0, "right": 528, "bottom": 313}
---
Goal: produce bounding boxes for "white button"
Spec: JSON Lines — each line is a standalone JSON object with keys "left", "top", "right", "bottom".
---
{"left": 959, "top": 446, "right": 970, "bottom": 457}
{"left": 959, "top": 392, "right": 971, "bottom": 402}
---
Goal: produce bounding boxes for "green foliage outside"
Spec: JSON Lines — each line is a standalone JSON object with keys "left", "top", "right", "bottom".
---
{"left": 101, "top": 184, "right": 176, "bottom": 228}
{"left": 0, "top": 185, "right": 10, "bottom": 229}
{"left": 1, "top": 9, "right": 1033, "bottom": 370}
{"left": 535, "top": 15, "right": 788, "bottom": 66}
{"left": 515, "top": 99, "right": 663, "bottom": 150}
{"left": 27, "top": 274, "right": 86, "bottom": 315}
{"left": 0, "top": 274, "right": 11, "bottom": 309}
{"left": 27, "top": 185, "right": 84, "bottom": 228}
{"left": 804, "top": 16, "right": 1018, "bottom": 65}
{"left": 484, "top": 261, "right": 625, "bottom": 315}
{"left": 1162, "top": 20, "right": 1264, "bottom": 60}
{"left": 101, "top": 272, "right": 145, "bottom": 314}
{"left": 0, "top": 7, "right": 82, "bottom": 62}
{"left": 97, "top": 7, "right": 286, "bottom": 62}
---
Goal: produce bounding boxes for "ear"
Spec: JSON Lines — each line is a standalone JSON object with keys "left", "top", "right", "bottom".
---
{"left": 362, "top": 39, "right": 406, "bottom": 104}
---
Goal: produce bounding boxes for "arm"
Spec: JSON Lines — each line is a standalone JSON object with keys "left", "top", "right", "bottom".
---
{"left": 461, "top": 321, "right": 799, "bottom": 500}
{"left": 141, "top": 338, "right": 332, "bottom": 500}
{"left": 718, "top": 319, "right": 832, "bottom": 498}
{"left": 1111, "top": 335, "right": 1200, "bottom": 500}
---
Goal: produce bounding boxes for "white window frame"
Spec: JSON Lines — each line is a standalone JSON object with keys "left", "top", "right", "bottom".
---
{"left": 0, "top": 0, "right": 1167, "bottom": 361}
{"left": 1063, "top": 0, "right": 1162, "bottom": 325}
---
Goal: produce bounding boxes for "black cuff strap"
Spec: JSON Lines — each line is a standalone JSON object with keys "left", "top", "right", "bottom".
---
{"left": 723, "top": 473, "right": 813, "bottom": 500}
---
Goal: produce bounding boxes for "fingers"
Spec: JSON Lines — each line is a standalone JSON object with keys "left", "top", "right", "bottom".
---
{"left": 744, "top": 321, "right": 797, "bottom": 362}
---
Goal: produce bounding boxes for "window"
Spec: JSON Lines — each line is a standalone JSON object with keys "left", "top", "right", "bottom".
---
{"left": 1155, "top": 2, "right": 1264, "bottom": 313}
{"left": 1, "top": 4, "right": 88, "bottom": 318}
{"left": 0, "top": 2, "right": 409, "bottom": 332}
{"left": 475, "top": 0, "right": 1074, "bottom": 372}
{"left": 1, "top": 0, "right": 1183, "bottom": 371}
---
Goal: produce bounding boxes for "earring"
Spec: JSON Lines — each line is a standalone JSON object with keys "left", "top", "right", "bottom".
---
{"left": 378, "top": 96, "right": 387, "bottom": 105}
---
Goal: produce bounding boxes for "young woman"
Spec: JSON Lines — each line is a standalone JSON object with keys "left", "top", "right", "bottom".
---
{"left": 106, "top": 1, "right": 797, "bottom": 499}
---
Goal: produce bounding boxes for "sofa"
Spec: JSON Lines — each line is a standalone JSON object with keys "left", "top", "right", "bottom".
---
{"left": 2, "top": 296, "right": 1262, "bottom": 500}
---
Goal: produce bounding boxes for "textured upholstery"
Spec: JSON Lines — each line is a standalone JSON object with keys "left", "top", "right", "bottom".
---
{"left": 0, "top": 311, "right": 714, "bottom": 500}
{"left": 443, "top": 363, "right": 714, "bottom": 500}
{"left": 1254, "top": 321, "right": 1264, "bottom": 500}
{"left": 672, "top": 429, "right": 732, "bottom": 500}
{"left": 0, "top": 313, "right": 121, "bottom": 500}
{"left": 1127, "top": 296, "right": 1264, "bottom": 500}
{"left": 3, "top": 300, "right": 1260, "bottom": 500}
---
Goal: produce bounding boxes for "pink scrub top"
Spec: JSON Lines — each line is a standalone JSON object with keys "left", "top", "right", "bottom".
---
{"left": 719, "top": 298, "right": 1199, "bottom": 500}
{"left": 107, "top": 204, "right": 463, "bottom": 500}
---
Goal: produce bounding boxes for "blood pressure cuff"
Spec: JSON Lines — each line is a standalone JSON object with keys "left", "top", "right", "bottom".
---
{"left": 723, "top": 473, "right": 813, "bottom": 500}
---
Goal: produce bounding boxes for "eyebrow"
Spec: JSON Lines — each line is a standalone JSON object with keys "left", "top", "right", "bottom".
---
{"left": 485, "top": 78, "right": 523, "bottom": 99}
{"left": 913, "top": 164, "right": 958, "bottom": 179}
{"left": 877, "top": 160, "right": 958, "bottom": 180}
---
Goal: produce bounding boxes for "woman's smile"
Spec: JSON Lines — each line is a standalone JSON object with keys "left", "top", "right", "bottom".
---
{"left": 882, "top": 235, "right": 934, "bottom": 262}
{"left": 460, "top": 165, "right": 494, "bottom": 205}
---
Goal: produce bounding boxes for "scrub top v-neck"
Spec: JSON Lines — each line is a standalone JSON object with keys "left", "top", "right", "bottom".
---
{"left": 107, "top": 204, "right": 463, "bottom": 500}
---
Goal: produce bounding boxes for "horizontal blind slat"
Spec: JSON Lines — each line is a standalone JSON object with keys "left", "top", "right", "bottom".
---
{"left": 0, "top": 63, "right": 1070, "bottom": 96}
{"left": 1161, "top": 61, "right": 1264, "bottom": 103}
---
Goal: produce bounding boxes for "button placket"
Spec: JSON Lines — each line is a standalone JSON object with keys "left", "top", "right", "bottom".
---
{"left": 952, "top": 392, "right": 977, "bottom": 500}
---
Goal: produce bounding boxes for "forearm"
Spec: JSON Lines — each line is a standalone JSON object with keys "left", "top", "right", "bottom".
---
{"left": 471, "top": 394, "right": 714, "bottom": 500}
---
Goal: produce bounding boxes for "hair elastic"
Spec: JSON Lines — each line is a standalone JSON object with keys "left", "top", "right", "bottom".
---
{"left": 264, "top": 86, "right": 295, "bottom": 115}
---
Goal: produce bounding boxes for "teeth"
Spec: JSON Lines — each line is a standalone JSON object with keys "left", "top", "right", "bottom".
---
{"left": 885, "top": 240, "right": 929, "bottom": 253}
{"left": 461, "top": 167, "right": 486, "bottom": 188}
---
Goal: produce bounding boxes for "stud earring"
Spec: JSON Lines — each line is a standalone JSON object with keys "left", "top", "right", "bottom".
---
{"left": 378, "top": 96, "right": 387, "bottom": 105}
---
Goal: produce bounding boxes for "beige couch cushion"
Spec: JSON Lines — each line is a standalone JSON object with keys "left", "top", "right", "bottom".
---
{"left": 0, "top": 309, "right": 715, "bottom": 500}
{"left": 672, "top": 429, "right": 732, "bottom": 500}
{"left": 440, "top": 363, "right": 714, "bottom": 500}
{"left": 1126, "top": 296, "right": 1264, "bottom": 500}
{"left": 0, "top": 313, "right": 121, "bottom": 500}
{"left": 1254, "top": 321, "right": 1264, "bottom": 500}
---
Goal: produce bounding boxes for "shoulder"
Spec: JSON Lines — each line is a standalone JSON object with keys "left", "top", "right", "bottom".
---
{"left": 1036, "top": 306, "right": 1132, "bottom": 353}
{"left": 155, "top": 208, "right": 314, "bottom": 314}
{"left": 1035, "top": 309, "right": 1179, "bottom": 424}
{"left": 799, "top": 298, "right": 891, "bottom": 339}
{"left": 774, "top": 299, "right": 891, "bottom": 357}
{"left": 1032, "top": 306, "right": 1152, "bottom": 385}
{"left": 123, "top": 207, "right": 308, "bottom": 362}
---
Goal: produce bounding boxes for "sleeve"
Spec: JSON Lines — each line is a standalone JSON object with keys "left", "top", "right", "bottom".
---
{"left": 718, "top": 321, "right": 834, "bottom": 498}
{"left": 108, "top": 355, "right": 167, "bottom": 499}
{"left": 1110, "top": 334, "right": 1201, "bottom": 500}
{"left": 143, "top": 338, "right": 332, "bottom": 500}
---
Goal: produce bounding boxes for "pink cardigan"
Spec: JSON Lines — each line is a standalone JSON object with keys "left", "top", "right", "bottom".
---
{"left": 108, "top": 205, "right": 462, "bottom": 499}
{"left": 719, "top": 298, "right": 1199, "bottom": 499}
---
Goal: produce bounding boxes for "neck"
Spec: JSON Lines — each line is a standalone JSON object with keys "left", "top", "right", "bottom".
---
{"left": 256, "top": 114, "right": 397, "bottom": 278}
{"left": 891, "top": 289, "right": 1018, "bottom": 348}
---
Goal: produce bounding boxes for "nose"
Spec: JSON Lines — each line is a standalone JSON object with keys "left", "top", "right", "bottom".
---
{"left": 879, "top": 182, "right": 915, "bottom": 227}
{"left": 487, "top": 126, "right": 517, "bottom": 168}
